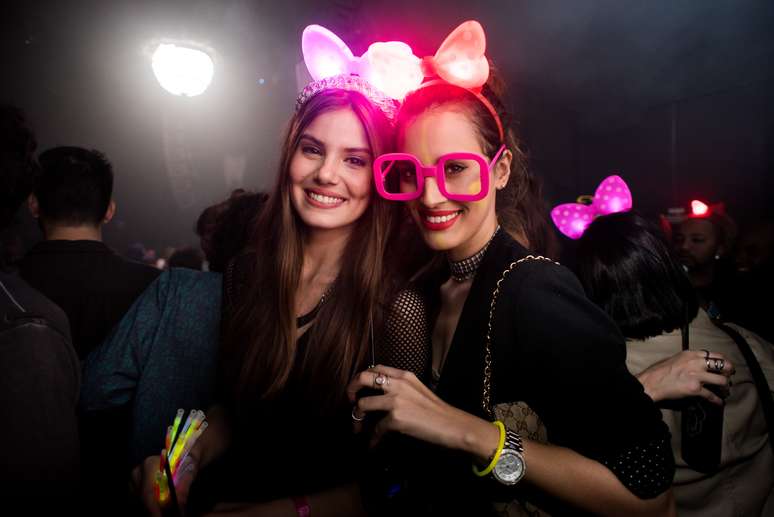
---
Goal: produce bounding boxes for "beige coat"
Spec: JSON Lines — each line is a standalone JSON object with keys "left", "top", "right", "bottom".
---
{"left": 626, "top": 310, "right": 774, "bottom": 517}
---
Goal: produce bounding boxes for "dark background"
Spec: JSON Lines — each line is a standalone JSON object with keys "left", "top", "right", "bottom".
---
{"left": 2, "top": 0, "right": 773, "bottom": 253}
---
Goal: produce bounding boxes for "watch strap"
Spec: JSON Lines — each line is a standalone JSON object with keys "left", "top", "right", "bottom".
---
{"left": 504, "top": 428, "right": 523, "bottom": 453}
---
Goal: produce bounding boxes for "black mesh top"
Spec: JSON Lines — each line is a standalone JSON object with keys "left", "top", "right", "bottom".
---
{"left": 377, "top": 287, "right": 431, "bottom": 378}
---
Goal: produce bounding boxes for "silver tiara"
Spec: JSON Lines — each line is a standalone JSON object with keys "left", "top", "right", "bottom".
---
{"left": 295, "top": 74, "right": 399, "bottom": 122}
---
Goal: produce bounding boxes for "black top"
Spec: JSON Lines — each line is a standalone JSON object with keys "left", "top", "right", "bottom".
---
{"left": 0, "top": 271, "right": 80, "bottom": 509}
{"left": 188, "top": 253, "right": 430, "bottom": 511}
{"left": 405, "top": 230, "right": 674, "bottom": 516}
{"left": 19, "top": 239, "right": 160, "bottom": 358}
{"left": 193, "top": 329, "right": 362, "bottom": 506}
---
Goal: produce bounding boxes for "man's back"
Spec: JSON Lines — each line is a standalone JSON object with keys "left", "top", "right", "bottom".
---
{"left": 20, "top": 239, "right": 160, "bottom": 358}
{"left": 0, "top": 270, "right": 80, "bottom": 504}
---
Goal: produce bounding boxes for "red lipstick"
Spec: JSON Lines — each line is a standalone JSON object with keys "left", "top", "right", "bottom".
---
{"left": 419, "top": 209, "right": 462, "bottom": 231}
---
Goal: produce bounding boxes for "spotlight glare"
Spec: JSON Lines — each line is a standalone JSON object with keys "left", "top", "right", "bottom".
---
{"left": 152, "top": 43, "right": 214, "bottom": 97}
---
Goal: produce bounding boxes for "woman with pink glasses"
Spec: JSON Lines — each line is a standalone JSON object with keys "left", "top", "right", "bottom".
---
{"left": 348, "top": 21, "right": 676, "bottom": 516}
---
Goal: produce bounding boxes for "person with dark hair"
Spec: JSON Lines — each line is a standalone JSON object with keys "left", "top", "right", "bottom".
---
{"left": 167, "top": 246, "right": 205, "bottom": 271}
{"left": 205, "top": 191, "right": 269, "bottom": 273}
{"left": 194, "top": 189, "right": 250, "bottom": 265}
{"left": 19, "top": 146, "right": 160, "bottom": 358}
{"left": 673, "top": 211, "right": 737, "bottom": 318}
{"left": 194, "top": 198, "right": 231, "bottom": 265}
{"left": 576, "top": 211, "right": 774, "bottom": 517}
{"left": 17, "top": 146, "right": 161, "bottom": 512}
{"left": 580, "top": 212, "right": 701, "bottom": 341}
{"left": 0, "top": 107, "right": 37, "bottom": 232}
{"left": 0, "top": 105, "right": 80, "bottom": 509}
{"left": 349, "top": 21, "right": 674, "bottom": 516}
{"left": 125, "top": 242, "right": 159, "bottom": 267}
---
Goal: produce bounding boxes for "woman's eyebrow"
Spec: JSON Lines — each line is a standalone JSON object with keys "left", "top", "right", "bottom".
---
{"left": 344, "top": 146, "right": 372, "bottom": 156}
{"left": 299, "top": 134, "right": 370, "bottom": 156}
{"left": 299, "top": 134, "right": 325, "bottom": 148}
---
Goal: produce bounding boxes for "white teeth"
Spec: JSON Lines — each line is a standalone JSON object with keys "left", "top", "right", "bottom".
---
{"left": 308, "top": 191, "right": 343, "bottom": 205}
{"left": 426, "top": 212, "right": 460, "bottom": 223}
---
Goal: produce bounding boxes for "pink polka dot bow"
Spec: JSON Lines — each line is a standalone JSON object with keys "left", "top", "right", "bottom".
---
{"left": 551, "top": 175, "right": 633, "bottom": 239}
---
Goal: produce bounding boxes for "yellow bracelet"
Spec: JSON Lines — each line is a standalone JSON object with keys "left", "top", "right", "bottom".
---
{"left": 472, "top": 420, "right": 506, "bottom": 477}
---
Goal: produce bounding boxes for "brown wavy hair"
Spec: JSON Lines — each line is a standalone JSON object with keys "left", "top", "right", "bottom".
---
{"left": 396, "top": 67, "right": 558, "bottom": 258}
{"left": 220, "top": 89, "right": 398, "bottom": 415}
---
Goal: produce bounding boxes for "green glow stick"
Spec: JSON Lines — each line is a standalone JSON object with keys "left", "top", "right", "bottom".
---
{"left": 171, "top": 410, "right": 195, "bottom": 462}
{"left": 169, "top": 409, "right": 185, "bottom": 448}
{"left": 173, "top": 421, "right": 208, "bottom": 478}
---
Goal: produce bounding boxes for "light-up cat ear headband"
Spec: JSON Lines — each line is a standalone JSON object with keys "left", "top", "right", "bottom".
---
{"left": 296, "top": 21, "right": 501, "bottom": 137}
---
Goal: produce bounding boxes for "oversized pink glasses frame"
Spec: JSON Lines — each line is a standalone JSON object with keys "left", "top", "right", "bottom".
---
{"left": 373, "top": 144, "right": 507, "bottom": 202}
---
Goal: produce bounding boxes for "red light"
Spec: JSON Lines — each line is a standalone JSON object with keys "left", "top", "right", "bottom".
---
{"left": 691, "top": 200, "right": 709, "bottom": 216}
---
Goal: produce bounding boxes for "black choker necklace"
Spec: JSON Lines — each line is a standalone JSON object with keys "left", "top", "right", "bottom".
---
{"left": 448, "top": 226, "right": 500, "bottom": 282}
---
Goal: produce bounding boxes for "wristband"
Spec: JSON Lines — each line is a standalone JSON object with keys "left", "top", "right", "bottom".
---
{"left": 292, "top": 495, "right": 311, "bottom": 517}
{"left": 472, "top": 420, "right": 506, "bottom": 477}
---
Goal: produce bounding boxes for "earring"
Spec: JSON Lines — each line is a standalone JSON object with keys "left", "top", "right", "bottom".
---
{"left": 714, "top": 254, "right": 721, "bottom": 260}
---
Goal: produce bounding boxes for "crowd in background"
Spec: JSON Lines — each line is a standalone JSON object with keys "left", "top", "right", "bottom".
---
{"left": 1, "top": 31, "right": 773, "bottom": 514}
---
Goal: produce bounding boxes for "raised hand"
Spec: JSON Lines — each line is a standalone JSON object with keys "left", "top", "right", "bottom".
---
{"left": 347, "top": 365, "right": 498, "bottom": 462}
{"left": 636, "top": 350, "right": 734, "bottom": 404}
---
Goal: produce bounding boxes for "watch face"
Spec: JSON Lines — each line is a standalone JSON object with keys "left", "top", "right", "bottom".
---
{"left": 493, "top": 450, "right": 525, "bottom": 485}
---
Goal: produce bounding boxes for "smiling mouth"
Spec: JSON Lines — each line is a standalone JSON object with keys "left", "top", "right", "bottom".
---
{"left": 419, "top": 209, "right": 463, "bottom": 230}
{"left": 306, "top": 189, "right": 345, "bottom": 207}
{"left": 425, "top": 211, "right": 461, "bottom": 223}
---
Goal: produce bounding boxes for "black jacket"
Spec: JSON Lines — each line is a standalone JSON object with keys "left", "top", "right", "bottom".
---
{"left": 405, "top": 230, "right": 674, "bottom": 516}
{"left": 19, "top": 239, "right": 160, "bottom": 358}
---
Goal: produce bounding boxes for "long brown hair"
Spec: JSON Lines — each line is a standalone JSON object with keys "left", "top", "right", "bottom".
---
{"left": 396, "top": 67, "right": 559, "bottom": 258}
{"left": 220, "top": 89, "right": 398, "bottom": 415}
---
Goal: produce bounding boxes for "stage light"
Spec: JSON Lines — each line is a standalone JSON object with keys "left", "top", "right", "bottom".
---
{"left": 691, "top": 200, "right": 709, "bottom": 216}
{"left": 152, "top": 43, "right": 214, "bottom": 97}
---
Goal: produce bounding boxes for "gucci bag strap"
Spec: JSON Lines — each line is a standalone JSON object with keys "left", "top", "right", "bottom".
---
{"left": 482, "top": 255, "right": 559, "bottom": 418}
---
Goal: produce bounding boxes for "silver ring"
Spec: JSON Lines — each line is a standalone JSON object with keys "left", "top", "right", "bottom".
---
{"left": 374, "top": 373, "right": 389, "bottom": 389}
{"left": 351, "top": 407, "right": 365, "bottom": 422}
{"left": 706, "top": 357, "right": 725, "bottom": 373}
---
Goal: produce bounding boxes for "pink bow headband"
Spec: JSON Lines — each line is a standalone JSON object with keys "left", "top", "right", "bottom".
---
{"left": 551, "top": 175, "right": 633, "bottom": 239}
{"left": 297, "top": 21, "right": 503, "bottom": 138}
